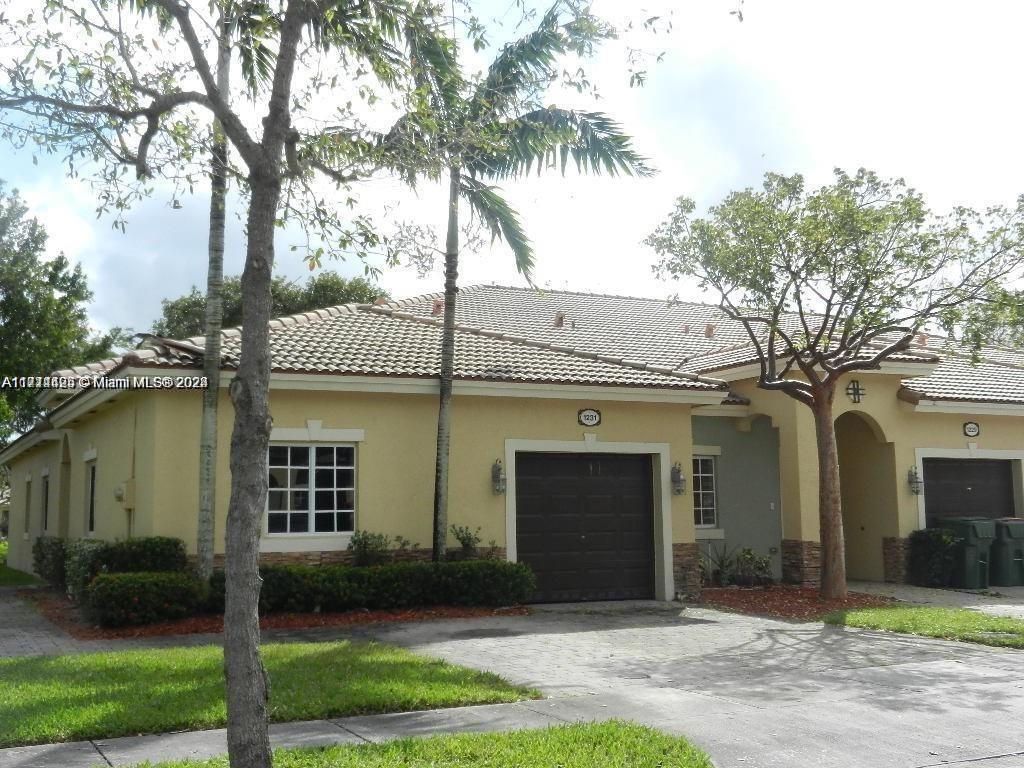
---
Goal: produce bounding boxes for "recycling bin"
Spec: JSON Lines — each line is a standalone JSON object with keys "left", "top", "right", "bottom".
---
{"left": 944, "top": 517, "right": 995, "bottom": 590}
{"left": 990, "top": 518, "right": 1024, "bottom": 587}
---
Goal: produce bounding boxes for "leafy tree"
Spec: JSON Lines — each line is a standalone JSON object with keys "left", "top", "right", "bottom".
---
{"left": 0, "top": 2, "right": 451, "bottom": 765}
{"left": 153, "top": 273, "right": 387, "bottom": 339}
{"left": 0, "top": 185, "right": 126, "bottom": 444}
{"left": 375, "top": 2, "right": 654, "bottom": 559}
{"left": 648, "top": 169, "right": 1024, "bottom": 599}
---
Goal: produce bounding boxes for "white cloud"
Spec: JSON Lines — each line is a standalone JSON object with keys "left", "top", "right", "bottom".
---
{"left": 4, "top": 0, "right": 1024, "bottom": 329}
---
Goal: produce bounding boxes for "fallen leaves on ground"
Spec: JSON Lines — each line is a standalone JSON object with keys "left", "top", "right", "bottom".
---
{"left": 698, "top": 584, "right": 892, "bottom": 621}
{"left": 18, "top": 588, "right": 529, "bottom": 640}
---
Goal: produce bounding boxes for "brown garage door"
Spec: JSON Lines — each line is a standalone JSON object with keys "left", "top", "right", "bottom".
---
{"left": 923, "top": 458, "right": 1014, "bottom": 527}
{"left": 515, "top": 452, "right": 655, "bottom": 603}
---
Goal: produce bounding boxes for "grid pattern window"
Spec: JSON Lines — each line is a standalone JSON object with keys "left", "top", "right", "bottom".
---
{"left": 24, "top": 480, "right": 31, "bottom": 534}
{"left": 42, "top": 476, "right": 50, "bottom": 531}
{"left": 86, "top": 462, "right": 97, "bottom": 534}
{"left": 267, "top": 445, "right": 355, "bottom": 535}
{"left": 692, "top": 456, "right": 717, "bottom": 527}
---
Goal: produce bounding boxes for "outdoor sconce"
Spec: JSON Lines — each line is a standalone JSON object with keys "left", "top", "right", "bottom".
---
{"left": 670, "top": 462, "right": 686, "bottom": 495}
{"left": 907, "top": 467, "right": 923, "bottom": 496}
{"left": 491, "top": 459, "right": 507, "bottom": 495}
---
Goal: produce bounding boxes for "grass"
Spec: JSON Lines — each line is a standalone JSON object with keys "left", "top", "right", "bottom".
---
{"left": 825, "top": 605, "right": 1024, "bottom": 649}
{"left": 144, "top": 721, "right": 714, "bottom": 768}
{"left": 0, "top": 538, "right": 41, "bottom": 586}
{"left": 0, "top": 640, "right": 537, "bottom": 747}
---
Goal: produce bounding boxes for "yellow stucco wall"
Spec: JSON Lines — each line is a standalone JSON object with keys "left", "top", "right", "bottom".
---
{"left": 4, "top": 393, "right": 155, "bottom": 572}
{"left": 127, "top": 386, "right": 696, "bottom": 557}
{"left": 741, "top": 372, "right": 1024, "bottom": 561}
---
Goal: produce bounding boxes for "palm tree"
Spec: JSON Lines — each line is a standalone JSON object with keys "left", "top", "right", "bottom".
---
{"left": 389, "top": 3, "right": 655, "bottom": 559}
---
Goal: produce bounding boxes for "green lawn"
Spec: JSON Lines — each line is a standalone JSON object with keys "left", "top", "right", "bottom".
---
{"left": 0, "top": 641, "right": 537, "bottom": 747}
{"left": 825, "top": 605, "right": 1024, "bottom": 649}
{"left": 144, "top": 721, "right": 714, "bottom": 768}
{"left": 0, "top": 539, "right": 40, "bottom": 586}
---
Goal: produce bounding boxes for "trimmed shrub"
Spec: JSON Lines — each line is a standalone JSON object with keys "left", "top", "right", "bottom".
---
{"left": 64, "top": 539, "right": 109, "bottom": 601}
{"left": 347, "top": 530, "right": 393, "bottom": 566}
{"left": 907, "top": 528, "right": 961, "bottom": 587}
{"left": 258, "top": 565, "right": 323, "bottom": 614}
{"left": 85, "top": 572, "right": 205, "bottom": 627}
{"left": 99, "top": 536, "right": 187, "bottom": 573}
{"left": 732, "top": 548, "right": 773, "bottom": 587}
{"left": 32, "top": 537, "right": 67, "bottom": 588}
{"left": 205, "top": 560, "right": 535, "bottom": 618}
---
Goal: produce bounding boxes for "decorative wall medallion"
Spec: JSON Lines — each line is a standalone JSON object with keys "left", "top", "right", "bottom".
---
{"left": 845, "top": 380, "right": 866, "bottom": 403}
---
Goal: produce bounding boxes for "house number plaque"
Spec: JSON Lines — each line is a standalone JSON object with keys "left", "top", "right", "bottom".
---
{"left": 578, "top": 408, "right": 602, "bottom": 427}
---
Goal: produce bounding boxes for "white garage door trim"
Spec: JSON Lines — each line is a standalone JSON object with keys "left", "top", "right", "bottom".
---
{"left": 504, "top": 437, "right": 674, "bottom": 602}
{"left": 914, "top": 447, "right": 1024, "bottom": 529}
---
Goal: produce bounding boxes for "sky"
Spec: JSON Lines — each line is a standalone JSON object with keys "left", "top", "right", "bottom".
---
{"left": 4, "top": 0, "right": 1024, "bottom": 335}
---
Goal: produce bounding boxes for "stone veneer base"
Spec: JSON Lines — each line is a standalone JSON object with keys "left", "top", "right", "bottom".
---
{"left": 781, "top": 539, "right": 821, "bottom": 588}
{"left": 672, "top": 542, "right": 702, "bottom": 600}
{"left": 882, "top": 537, "right": 909, "bottom": 583}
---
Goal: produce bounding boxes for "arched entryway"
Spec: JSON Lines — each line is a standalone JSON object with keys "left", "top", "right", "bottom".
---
{"left": 836, "top": 411, "right": 899, "bottom": 581}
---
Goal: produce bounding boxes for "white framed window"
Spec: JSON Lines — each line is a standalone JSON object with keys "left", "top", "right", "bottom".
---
{"left": 41, "top": 475, "right": 50, "bottom": 532}
{"left": 692, "top": 455, "right": 717, "bottom": 527}
{"left": 267, "top": 444, "right": 355, "bottom": 535}
{"left": 24, "top": 480, "right": 32, "bottom": 536}
{"left": 86, "top": 461, "right": 97, "bottom": 534}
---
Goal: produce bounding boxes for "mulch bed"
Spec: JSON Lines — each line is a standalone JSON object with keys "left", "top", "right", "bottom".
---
{"left": 698, "top": 584, "right": 892, "bottom": 621}
{"left": 18, "top": 588, "right": 530, "bottom": 641}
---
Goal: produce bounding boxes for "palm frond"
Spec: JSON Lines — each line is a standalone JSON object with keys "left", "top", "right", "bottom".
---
{"left": 465, "top": 108, "right": 656, "bottom": 181}
{"left": 467, "top": 4, "right": 565, "bottom": 122}
{"left": 458, "top": 175, "right": 534, "bottom": 279}
{"left": 404, "top": 4, "right": 464, "bottom": 116}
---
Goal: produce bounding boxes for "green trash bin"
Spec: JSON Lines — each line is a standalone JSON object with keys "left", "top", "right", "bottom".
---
{"left": 990, "top": 518, "right": 1024, "bottom": 587}
{"left": 944, "top": 517, "right": 996, "bottom": 590}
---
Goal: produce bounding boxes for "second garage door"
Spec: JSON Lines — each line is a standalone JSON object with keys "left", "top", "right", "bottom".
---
{"left": 923, "top": 458, "right": 1015, "bottom": 527}
{"left": 515, "top": 452, "right": 655, "bottom": 603}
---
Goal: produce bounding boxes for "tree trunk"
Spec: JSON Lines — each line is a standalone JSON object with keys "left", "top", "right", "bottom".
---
{"left": 432, "top": 166, "right": 460, "bottom": 561}
{"left": 196, "top": 17, "right": 231, "bottom": 582}
{"left": 223, "top": 175, "right": 278, "bottom": 768}
{"left": 811, "top": 386, "right": 848, "bottom": 599}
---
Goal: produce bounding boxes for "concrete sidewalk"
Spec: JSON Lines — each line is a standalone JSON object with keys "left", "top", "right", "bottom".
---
{"left": 0, "top": 698, "right": 614, "bottom": 768}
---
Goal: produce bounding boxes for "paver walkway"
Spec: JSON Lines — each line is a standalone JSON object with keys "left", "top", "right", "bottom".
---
{"left": 4, "top": 592, "right": 1024, "bottom": 767}
{"left": 850, "top": 580, "right": 1024, "bottom": 619}
{"left": 360, "top": 601, "right": 1024, "bottom": 768}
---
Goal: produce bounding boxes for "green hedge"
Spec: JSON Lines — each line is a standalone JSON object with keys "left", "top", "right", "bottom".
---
{"left": 85, "top": 572, "right": 205, "bottom": 627}
{"left": 31, "top": 537, "right": 67, "bottom": 588}
{"left": 206, "top": 560, "right": 535, "bottom": 617}
{"left": 907, "top": 528, "right": 961, "bottom": 587}
{"left": 63, "top": 536, "right": 188, "bottom": 602}
{"left": 64, "top": 539, "right": 109, "bottom": 601}
{"left": 98, "top": 537, "right": 187, "bottom": 573}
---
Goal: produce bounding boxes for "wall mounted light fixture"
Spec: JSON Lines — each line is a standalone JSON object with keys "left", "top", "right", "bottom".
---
{"left": 670, "top": 462, "right": 686, "bottom": 495}
{"left": 907, "top": 467, "right": 923, "bottom": 495}
{"left": 491, "top": 459, "right": 507, "bottom": 495}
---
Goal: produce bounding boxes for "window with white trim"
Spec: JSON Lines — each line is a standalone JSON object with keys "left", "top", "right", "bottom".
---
{"left": 267, "top": 444, "right": 355, "bottom": 534}
{"left": 42, "top": 475, "right": 50, "bottom": 531}
{"left": 86, "top": 461, "right": 97, "bottom": 534}
{"left": 24, "top": 480, "right": 32, "bottom": 534}
{"left": 692, "top": 456, "right": 717, "bottom": 527}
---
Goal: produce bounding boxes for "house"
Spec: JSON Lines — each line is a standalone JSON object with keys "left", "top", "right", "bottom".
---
{"left": 2, "top": 284, "right": 1023, "bottom": 600}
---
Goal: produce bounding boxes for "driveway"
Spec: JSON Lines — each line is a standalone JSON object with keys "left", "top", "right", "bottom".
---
{"left": 358, "top": 601, "right": 1024, "bottom": 768}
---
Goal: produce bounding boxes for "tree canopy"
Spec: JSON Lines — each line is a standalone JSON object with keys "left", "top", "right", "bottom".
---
{"left": 648, "top": 169, "right": 1024, "bottom": 403}
{"left": 0, "top": 185, "right": 126, "bottom": 443}
{"left": 152, "top": 272, "right": 386, "bottom": 339}
{"left": 648, "top": 168, "right": 1024, "bottom": 599}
